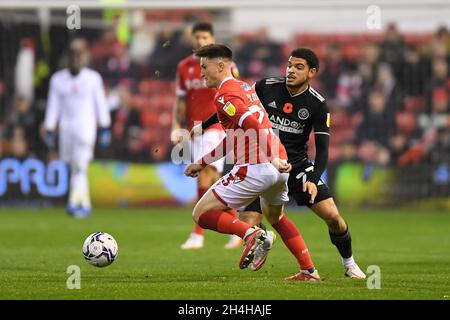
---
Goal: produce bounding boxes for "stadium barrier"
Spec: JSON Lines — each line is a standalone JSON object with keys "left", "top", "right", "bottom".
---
{"left": 2, "top": 158, "right": 448, "bottom": 209}
{"left": 0, "top": 157, "right": 68, "bottom": 207}
{"left": 335, "top": 162, "right": 450, "bottom": 209}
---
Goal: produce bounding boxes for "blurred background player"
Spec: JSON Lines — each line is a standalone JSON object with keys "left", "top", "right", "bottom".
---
{"left": 44, "top": 39, "right": 111, "bottom": 218}
{"left": 171, "top": 22, "right": 242, "bottom": 249}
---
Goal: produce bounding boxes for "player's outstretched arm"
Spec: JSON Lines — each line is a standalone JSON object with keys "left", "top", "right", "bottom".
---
{"left": 190, "top": 112, "right": 219, "bottom": 138}
{"left": 172, "top": 72, "right": 187, "bottom": 144}
{"left": 202, "top": 113, "right": 219, "bottom": 131}
{"left": 309, "top": 103, "right": 330, "bottom": 184}
{"left": 309, "top": 133, "right": 329, "bottom": 184}
{"left": 171, "top": 96, "right": 187, "bottom": 144}
{"left": 305, "top": 103, "right": 330, "bottom": 203}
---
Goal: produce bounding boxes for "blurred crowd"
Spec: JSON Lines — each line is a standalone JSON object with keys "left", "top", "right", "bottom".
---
{"left": 0, "top": 11, "right": 449, "bottom": 177}
{"left": 311, "top": 24, "right": 450, "bottom": 173}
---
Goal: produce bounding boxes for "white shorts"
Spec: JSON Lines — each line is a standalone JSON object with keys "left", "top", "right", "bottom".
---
{"left": 211, "top": 163, "right": 289, "bottom": 209}
{"left": 59, "top": 133, "right": 93, "bottom": 167}
{"left": 192, "top": 128, "right": 226, "bottom": 172}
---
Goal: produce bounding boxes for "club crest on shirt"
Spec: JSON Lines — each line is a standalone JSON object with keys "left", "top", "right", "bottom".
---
{"left": 240, "top": 83, "right": 251, "bottom": 91}
{"left": 326, "top": 113, "right": 331, "bottom": 127}
{"left": 223, "top": 101, "right": 236, "bottom": 116}
{"left": 298, "top": 108, "right": 309, "bottom": 120}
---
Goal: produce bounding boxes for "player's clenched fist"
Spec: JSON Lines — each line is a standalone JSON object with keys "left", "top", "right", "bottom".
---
{"left": 271, "top": 158, "right": 292, "bottom": 173}
{"left": 184, "top": 163, "right": 204, "bottom": 177}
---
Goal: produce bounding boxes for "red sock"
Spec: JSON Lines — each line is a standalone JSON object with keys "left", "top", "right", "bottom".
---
{"left": 272, "top": 214, "right": 314, "bottom": 270}
{"left": 198, "top": 210, "right": 252, "bottom": 239}
{"left": 227, "top": 209, "right": 238, "bottom": 217}
{"left": 193, "top": 188, "right": 209, "bottom": 236}
{"left": 193, "top": 224, "right": 204, "bottom": 235}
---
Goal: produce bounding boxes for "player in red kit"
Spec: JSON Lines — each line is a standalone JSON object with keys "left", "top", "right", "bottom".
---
{"left": 184, "top": 44, "right": 319, "bottom": 277}
{"left": 172, "top": 22, "right": 241, "bottom": 250}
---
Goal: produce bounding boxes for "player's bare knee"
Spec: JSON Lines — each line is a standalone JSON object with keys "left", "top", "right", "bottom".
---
{"left": 327, "top": 215, "right": 346, "bottom": 233}
{"left": 326, "top": 216, "right": 340, "bottom": 230}
{"left": 239, "top": 211, "right": 262, "bottom": 226}
{"left": 260, "top": 200, "right": 280, "bottom": 224}
{"left": 263, "top": 208, "right": 283, "bottom": 225}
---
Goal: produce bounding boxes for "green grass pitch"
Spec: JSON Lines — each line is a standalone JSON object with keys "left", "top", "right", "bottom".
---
{"left": 0, "top": 207, "right": 449, "bottom": 300}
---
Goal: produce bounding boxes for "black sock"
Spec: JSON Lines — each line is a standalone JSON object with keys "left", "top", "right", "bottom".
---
{"left": 259, "top": 222, "right": 267, "bottom": 232}
{"left": 329, "top": 227, "right": 352, "bottom": 259}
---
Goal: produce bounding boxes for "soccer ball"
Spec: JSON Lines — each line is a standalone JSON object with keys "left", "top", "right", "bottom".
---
{"left": 82, "top": 232, "right": 118, "bottom": 267}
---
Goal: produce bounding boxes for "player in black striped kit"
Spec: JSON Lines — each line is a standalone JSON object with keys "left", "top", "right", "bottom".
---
{"left": 196, "top": 48, "right": 366, "bottom": 279}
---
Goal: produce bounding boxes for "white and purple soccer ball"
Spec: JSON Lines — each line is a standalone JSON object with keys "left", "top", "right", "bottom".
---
{"left": 82, "top": 232, "right": 118, "bottom": 267}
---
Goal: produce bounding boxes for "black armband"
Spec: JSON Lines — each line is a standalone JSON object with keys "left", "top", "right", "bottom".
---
{"left": 202, "top": 112, "right": 219, "bottom": 130}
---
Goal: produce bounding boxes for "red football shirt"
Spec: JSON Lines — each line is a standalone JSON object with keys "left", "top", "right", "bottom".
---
{"left": 213, "top": 77, "right": 287, "bottom": 165}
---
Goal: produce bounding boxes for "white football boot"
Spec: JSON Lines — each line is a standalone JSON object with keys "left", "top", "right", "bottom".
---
{"left": 344, "top": 257, "right": 366, "bottom": 279}
{"left": 250, "top": 231, "right": 276, "bottom": 271}
{"left": 181, "top": 233, "right": 204, "bottom": 250}
{"left": 285, "top": 269, "right": 321, "bottom": 281}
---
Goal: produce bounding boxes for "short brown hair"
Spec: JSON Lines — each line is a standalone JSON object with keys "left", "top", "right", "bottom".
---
{"left": 192, "top": 22, "right": 214, "bottom": 35}
{"left": 195, "top": 44, "right": 232, "bottom": 61}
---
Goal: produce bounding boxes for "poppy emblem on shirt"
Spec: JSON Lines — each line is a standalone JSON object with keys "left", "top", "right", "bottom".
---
{"left": 223, "top": 101, "right": 236, "bottom": 116}
{"left": 298, "top": 108, "right": 309, "bottom": 120}
{"left": 283, "top": 103, "right": 293, "bottom": 114}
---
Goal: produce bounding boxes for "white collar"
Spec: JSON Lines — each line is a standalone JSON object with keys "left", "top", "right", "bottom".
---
{"left": 218, "top": 76, "right": 235, "bottom": 89}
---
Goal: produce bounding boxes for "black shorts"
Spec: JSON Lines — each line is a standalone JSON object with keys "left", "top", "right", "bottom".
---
{"left": 243, "top": 160, "right": 332, "bottom": 213}
{"left": 288, "top": 160, "right": 332, "bottom": 207}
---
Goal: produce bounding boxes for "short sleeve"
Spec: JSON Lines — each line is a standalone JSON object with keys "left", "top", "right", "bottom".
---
{"left": 253, "top": 79, "right": 265, "bottom": 100}
{"left": 216, "top": 94, "right": 250, "bottom": 127}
